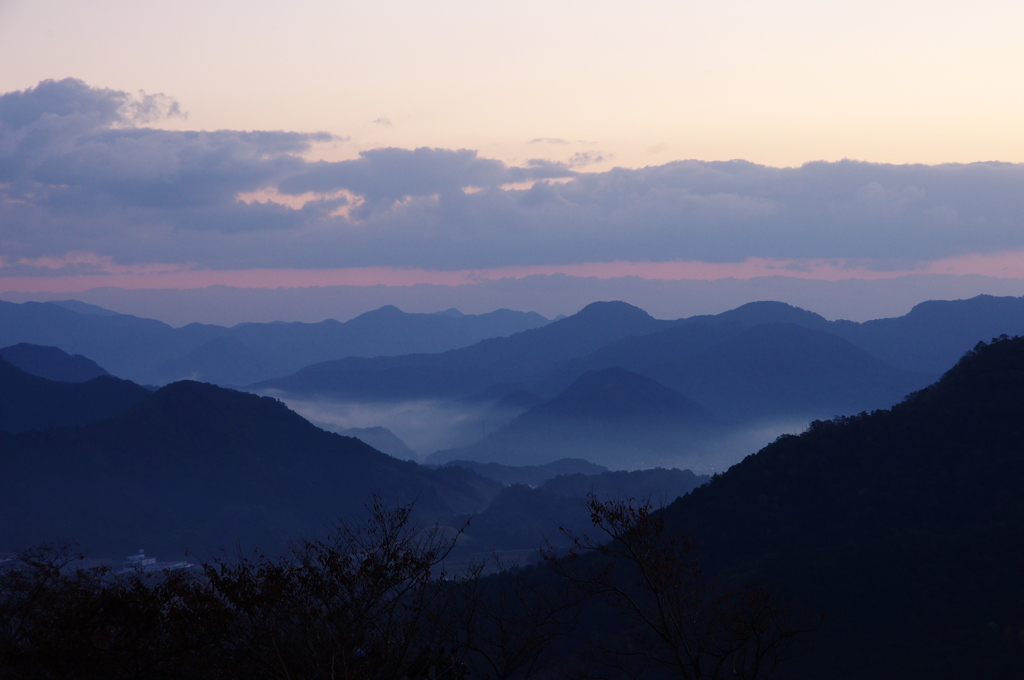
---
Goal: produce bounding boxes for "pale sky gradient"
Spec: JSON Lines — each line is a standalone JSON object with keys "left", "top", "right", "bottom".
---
{"left": 2, "top": 0, "right": 1023, "bottom": 169}
{"left": 2, "top": 0, "right": 1024, "bottom": 320}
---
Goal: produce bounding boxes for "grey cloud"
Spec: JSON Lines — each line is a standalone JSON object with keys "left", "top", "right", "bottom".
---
{"left": 567, "top": 151, "right": 606, "bottom": 168}
{"left": 530, "top": 137, "right": 570, "bottom": 144}
{"left": 0, "top": 79, "right": 327, "bottom": 211}
{"left": 4, "top": 79, "right": 1024, "bottom": 273}
{"left": 278, "top": 147, "right": 576, "bottom": 216}
{"left": 372, "top": 117, "right": 393, "bottom": 127}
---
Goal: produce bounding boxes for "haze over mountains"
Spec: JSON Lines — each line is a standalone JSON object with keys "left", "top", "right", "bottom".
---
{"left": 0, "top": 355, "right": 706, "bottom": 561}
{"left": 255, "top": 296, "right": 1024, "bottom": 467}
{"left": 0, "top": 300, "right": 550, "bottom": 386}
{"left": 5, "top": 294, "right": 1024, "bottom": 469}
{"left": 431, "top": 367, "right": 722, "bottom": 468}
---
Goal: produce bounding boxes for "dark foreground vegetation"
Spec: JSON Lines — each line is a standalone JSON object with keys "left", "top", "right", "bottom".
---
{"left": 0, "top": 497, "right": 813, "bottom": 680}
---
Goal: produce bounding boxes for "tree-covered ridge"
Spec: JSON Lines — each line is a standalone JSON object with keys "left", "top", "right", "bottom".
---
{"left": 0, "top": 380, "right": 502, "bottom": 558}
{"left": 660, "top": 335, "right": 1024, "bottom": 678}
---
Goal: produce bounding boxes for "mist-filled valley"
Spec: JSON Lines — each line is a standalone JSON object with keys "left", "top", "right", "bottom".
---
{"left": 5, "top": 294, "right": 1024, "bottom": 678}
{"left": 272, "top": 392, "right": 808, "bottom": 471}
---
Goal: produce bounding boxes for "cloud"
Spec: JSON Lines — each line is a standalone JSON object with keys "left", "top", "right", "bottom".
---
{"left": 372, "top": 117, "right": 393, "bottom": 127}
{"left": 3, "top": 79, "right": 1024, "bottom": 276}
{"left": 567, "top": 151, "right": 606, "bottom": 168}
{"left": 529, "top": 137, "right": 570, "bottom": 144}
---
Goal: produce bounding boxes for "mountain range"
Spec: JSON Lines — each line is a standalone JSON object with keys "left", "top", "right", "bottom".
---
{"left": 0, "top": 300, "right": 550, "bottom": 386}
{"left": 251, "top": 295, "right": 1024, "bottom": 468}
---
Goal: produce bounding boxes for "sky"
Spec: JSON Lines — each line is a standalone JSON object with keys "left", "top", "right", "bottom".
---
{"left": 1, "top": 0, "right": 1024, "bottom": 322}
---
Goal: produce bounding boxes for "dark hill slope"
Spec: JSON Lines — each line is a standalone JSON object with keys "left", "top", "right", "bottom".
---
{"left": 461, "top": 467, "right": 708, "bottom": 553}
{"left": 0, "top": 381, "right": 500, "bottom": 558}
{"left": 432, "top": 368, "right": 719, "bottom": 467}
{"left": 0, "top": 358, "right": 150, "bottom": 433}
{"left": 0, "top": 343, "right": 110, "bottom": 382}
{"left": 658, "top": 336, "right": 1024, "bottom": 678}
{"left": 257, "top": 302, "right": 673, "bottom": 400}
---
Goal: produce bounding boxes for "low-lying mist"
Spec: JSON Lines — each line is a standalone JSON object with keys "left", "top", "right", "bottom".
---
{"left": 268, "top": 394, "right": 530, "bottom": 457}
{"left": 263, "top": 391, "right": 809, "bottom": 473}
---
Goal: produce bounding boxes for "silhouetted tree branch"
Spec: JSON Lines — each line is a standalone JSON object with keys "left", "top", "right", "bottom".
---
{"left": 543, "top": 494, "right": 819, "bottom": 680}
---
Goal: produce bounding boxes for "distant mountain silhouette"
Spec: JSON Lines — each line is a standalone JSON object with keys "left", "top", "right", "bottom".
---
{"left": 0, "top": 343, "right": 110, "bottom": 382}
{"left": 655, "top": 323, "right": 934, "bottom": 421}
{"left": 256, "top": 302, "right": 674, "bottom": 400}
{"left": 649, "top": 335, "right": 1024, "bottom": 678}
{"left": 43, "top": 299, "right": 120, "bottom": 316}
{"left": 458, "top": 467, "right": 708, "bottom": 553}
{"left": 151, "top": 336, "right": 276, "bottom": 386}
{"left": 0, "top": 358, "right": 150, "bottom": 433}
{"left": 430, "top": 367, "right": 720, "bottom": 467}
{"left": 534, "top": 321, "right": 933, "bottom": 422}
{"left": 542, "top": 296, "right": 1024, "bottom": 397}
{"left": 0, "top": 381, "right": 501, "bottom": 558}
{"left": 438, "top": 458, "right": 609, "bottom": 486}
{"left": 832, "top": 294, "right": 1024, "bottom": 373}
{"left": 0, "top": 300, "right": 550, "bottom": 385}
{"left": 678, "top": 296, "right": 1024, "bottom": 377}
{"left": 688, "top": 300, "right": 834, "bottom": 331}
{"left": 340, "top": 426, "right": 419, "bottom": 460}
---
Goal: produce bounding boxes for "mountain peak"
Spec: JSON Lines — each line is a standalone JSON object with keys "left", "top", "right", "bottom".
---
{"left": 433, "top": 308, "right": 465, "bottom": 318}
{"left": 575, "top": 301, "right": 654, "bottom": 322}
{"left": 541, "top": 366, "right": 712, "bottom": 422}
{"left": 709, "top": 301, "right": 830, "bottom": 329}
{"left": 0, "top": 343, "right": 110, "bottom": 382}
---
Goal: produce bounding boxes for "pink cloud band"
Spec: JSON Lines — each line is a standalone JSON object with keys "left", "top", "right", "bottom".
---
{"left": 4, "top": 253, "right": 1024, "bottom": 294}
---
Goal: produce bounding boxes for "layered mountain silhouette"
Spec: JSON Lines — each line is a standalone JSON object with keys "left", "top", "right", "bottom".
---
{"left": 458, "top": 467, "right": 708, "bottom": 554}
{"left": 0, "top": 380, "right": 501, "bottom": 558}
{"left": 437, "top": 458, "right": 609, "bottom": 486}
{"left": 664, "top": 323, "right": 934, "bottom": 420}
{"left": 0, "top": 343, "right": 110, "bottom": 382}
{"left": 0, "top": 357, "right": 150, "bottom": 433}
{"left": 431, "top": 367, "right": 720, "bottom": 467}
{"left": 256, "top": 301, "right": 674, "bottom": 400}
{"left": 832, "top": 294, "right": 1024, "bottom": 373}
{"left": 340, "top": 426, "right": 419, "bottom": 460}
{"left": 0, "top": 300, "right": 550, "bottom": 385}
{"left": 644, "top": 335, "right": 1024, "bottom": 678}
